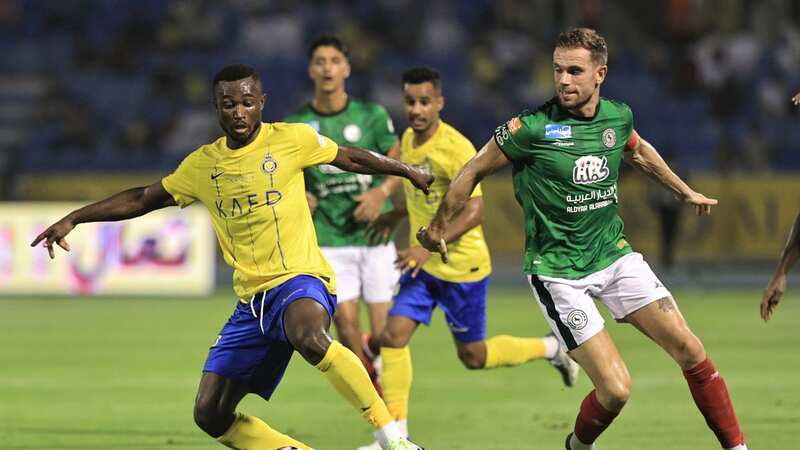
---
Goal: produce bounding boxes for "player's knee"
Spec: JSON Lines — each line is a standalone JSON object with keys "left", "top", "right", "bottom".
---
{"left": 600, "top": 378, "right": 632, "bottom": 410}
{"left": 672, "top": 336, "right": 706, "bottom": 370}
{"left": 379, "top": 327, "right": 410, "bottom": 348}
{"left": 292, "top": 328, "right": 332, "bottom": 365}
{"left": 193, "top": 398, "right": 231, "bottom": 437}
{"left": 457, "top": 347, "right": 485, "bottom": 370}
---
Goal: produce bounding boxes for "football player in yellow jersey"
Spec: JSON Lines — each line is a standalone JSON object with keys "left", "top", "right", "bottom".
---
{"left": 31, "top": 64, "right": 431, "bottom": 450}
{"left": 359, "top": 67, "right": 579, "bottom": 448}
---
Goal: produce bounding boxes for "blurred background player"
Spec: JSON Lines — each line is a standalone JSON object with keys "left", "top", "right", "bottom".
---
{"left": 761, "top": 211, "right": 800, "bottom": 321}
{"left": 284, "top": 36, "right": 402, "bottom": 393}
{"left": 359, "top": 67, "right": 579, "bottom": 449}
{"left": 31, "top": 64, "right": 431, "bottom": 450}
{"left": 418, "top": 29, "right": 748, "bottom": 450}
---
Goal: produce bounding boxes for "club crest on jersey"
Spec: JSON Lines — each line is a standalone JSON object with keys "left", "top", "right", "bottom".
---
{"left": 602, "top": 128, "right": 617, "bottom": 148}
{"left": 567, "top": 309, "right": 588, "bottom": 330}
{"left": 343, "top": 124, "right": 362, "bottom": 143}
{"left": 573, "top": 155, "right": 610, "bottom": 185}
{"left": 545, "top": 124, "right": 572, "bottom": 139}
{"left": 261, "top": 154, "right": 278, "bottom": 174}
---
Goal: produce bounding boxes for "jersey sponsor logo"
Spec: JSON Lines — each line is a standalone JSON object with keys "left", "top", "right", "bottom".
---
{"left": 602, "top": 128, "right": 617, "bottom": 148}
{"left": 261, "top": 154, "right": 278, "bottom": 174}
{"left": 213, "top": 190, "right": 283, "bottom": 218}
{"left": 553, "top": 140, "right": 574, "bottom": 147}
{"left": 494, "top": 124, "right": 510, "bottom": 146}
{"left": 545, "top": 124, "right": 572, "bottom": 139}
{"left": 566, "top": 309, "right": 588, "bottom": 330}
{"left": 572, "top": 155, "right": 610, "bottom": 185}
{"left": 343, "top": 124, "right": 362, "bottom": 143}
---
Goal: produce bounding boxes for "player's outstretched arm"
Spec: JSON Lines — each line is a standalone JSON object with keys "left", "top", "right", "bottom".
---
{"left": 762, "top": 211, "right": 800, "bottom": 321}
{"left": 353, "top": 142, "right": 403, "bottom": 222}
{"left": 30, "top": 180, "right": 176, "bottom": 259}
{"left": 418, "top": 137, "right": 510, "bottom": 260}
{"left": 623, "top": 131, "right": 717, "bottom": 216}
{"left": 331, "top": 146, "right": 433, "bottom": 194}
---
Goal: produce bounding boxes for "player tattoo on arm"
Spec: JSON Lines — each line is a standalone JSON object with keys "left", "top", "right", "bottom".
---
{"left": 656, "top": 297, "right": 676, "bottom": 313}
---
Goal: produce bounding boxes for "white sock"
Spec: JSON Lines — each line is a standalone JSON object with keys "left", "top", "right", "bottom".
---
{"left": 726, "top": 445, "right": 747, "bottom": 450}
{"left": 374, "top": 421, "right": 402, "bottom": 447}
{"left": 569, "top": 433, "right": 597, "bottom": 450}
{"left": 397, "top": 418, "right": 408, "bottom": 438}
{"left": 543, "top": 335, "right": 560, "bottom": 359}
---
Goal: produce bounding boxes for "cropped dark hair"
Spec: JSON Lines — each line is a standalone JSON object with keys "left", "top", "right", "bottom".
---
{"left": 308, "top": 35, "right": 350, "bottom": 60}
{"left": 401, "top": 67, "right": 442, "bottom": 92}
{"left": 555, "top": 28, "right": 608, "bottom": 65}
{"left": 212, "top": 64, "right": 261, "bottom": 88}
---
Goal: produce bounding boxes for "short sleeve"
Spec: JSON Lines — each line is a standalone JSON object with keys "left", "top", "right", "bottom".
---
{"left": 493, "top": 115, "right": 536, "bottom": 162}
{"left": 162, "top": 154, "right": 198, "bottom": 208}
{"left": 370, "top": 105, "right": 398, "bottom": 153}
{"left": 623, "top": 104, "right": 634, "bottom": 145}
{"left": 296, "top": 124, "right": 338, "bottom": 168}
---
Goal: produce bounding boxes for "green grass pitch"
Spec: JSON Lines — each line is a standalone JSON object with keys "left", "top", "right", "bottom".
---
{"left": 1, "top": 287, "right": 797, "bottom": 449}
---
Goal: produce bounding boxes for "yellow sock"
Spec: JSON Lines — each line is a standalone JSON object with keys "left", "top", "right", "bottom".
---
{"left": 217, "top": 413, "right": 311, "bottom": 450}
{"left": 380, "top": 346, "right": 412, "bottom": 421}
{"left": 484, "top": 335, "right": 546, "bottom": 369}
{"left": 316, "top": 340, "right": 393, "bottom": 429}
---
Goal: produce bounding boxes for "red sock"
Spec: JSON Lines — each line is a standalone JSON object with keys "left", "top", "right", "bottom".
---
{"left": 683, "top": 358, "right": 745, "bottom": 448}
{"left": 574, "top": 390, "right": 619, "bottom": 444}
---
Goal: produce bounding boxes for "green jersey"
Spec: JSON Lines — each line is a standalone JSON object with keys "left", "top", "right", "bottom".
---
{"left": 494, "top": 97, "right": 635, "bottom": 279}
{"left": 284, "top": 99, "right": 397, "bottom": 247}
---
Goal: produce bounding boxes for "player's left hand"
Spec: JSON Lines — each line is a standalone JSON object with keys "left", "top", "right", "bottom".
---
{"left": 416, "top": 226, "right": 448, "bottom": 263}
{"left": 395, "top": 246, "right": 431, "bottom": 278}
{"left": 353, "top": 187, "right": 388, "bottom": 222}
{"left": 683, "top": 191, "right": 717, "bottom": 216}
{"left": 761, "top": 273, "right": 786, "bottom": 322}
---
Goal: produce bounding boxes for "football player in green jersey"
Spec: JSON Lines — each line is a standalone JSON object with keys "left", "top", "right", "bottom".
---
{"left": 419, "top": 28, "right": 747, "bottom": 450}
{"left": 284, "top": 36, "right": 402, "bottom": 395}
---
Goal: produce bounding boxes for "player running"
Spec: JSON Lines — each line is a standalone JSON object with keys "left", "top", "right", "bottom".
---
{"left": 357, "top": 67, "right": 579, "bottom": 450}
{"left": 284, "top": 36, "right": 401, "bottom": 393}
{"left": 418, "top": 29, "right": 748, "bottom": 450}
{"left": 31, "top": 64, "right": 430, "bottom": 450}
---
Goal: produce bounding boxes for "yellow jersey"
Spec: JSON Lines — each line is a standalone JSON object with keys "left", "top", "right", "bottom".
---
{"left": 400, "top": 121, "right": 491, "bottom": 282}
{"left": 162, "top": 122, "right": 338, "bottom": 300}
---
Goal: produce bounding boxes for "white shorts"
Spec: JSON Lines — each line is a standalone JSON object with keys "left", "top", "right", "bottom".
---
{"left": 527, "top": 252, "right": 671, "bottom": 351}
{"left": 321, "top": 243, "right": 398, "bottom": 304}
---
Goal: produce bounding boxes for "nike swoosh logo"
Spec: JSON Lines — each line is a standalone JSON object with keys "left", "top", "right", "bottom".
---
{"left": 211, "top": 171, "right": 224, "bottom": 180}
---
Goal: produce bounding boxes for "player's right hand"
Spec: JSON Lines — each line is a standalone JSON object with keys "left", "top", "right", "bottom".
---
{"left": 761, "top": 273, "right": 786, "bottom": 322}
{"left": 365, "top": 211, "right": 402, "bottom": 245}
{"left": 30, "top": 217, "right": 74, "bottom": 259}
{"left": 406, "top": 166, "right": 434, "bottom": 195}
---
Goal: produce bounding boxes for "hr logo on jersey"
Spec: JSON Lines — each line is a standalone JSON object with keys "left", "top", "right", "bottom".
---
{"left": 545, "top": 124, "right": 572, "bottom": 139}
{"left": 572, "top": 155, "right": 609, "bottom": 185}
